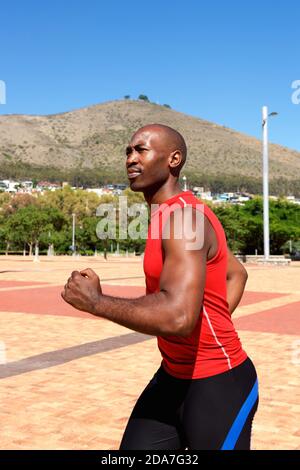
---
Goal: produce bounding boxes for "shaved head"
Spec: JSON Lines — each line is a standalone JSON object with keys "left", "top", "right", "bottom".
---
{"left": 131, "top": 124, "right": 187, "bottom": 174}
{"left": 126, "top": 123, "right": 187, "bottom": 195}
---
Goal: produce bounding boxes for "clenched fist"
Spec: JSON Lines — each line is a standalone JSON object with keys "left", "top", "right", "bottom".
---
{"left": 61, "top": 268, "right": 102, "bottom": 314}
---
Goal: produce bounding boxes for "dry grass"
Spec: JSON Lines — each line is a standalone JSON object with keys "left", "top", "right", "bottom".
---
{"left": 1, "top": 100, "right": 300, "bottom": 180}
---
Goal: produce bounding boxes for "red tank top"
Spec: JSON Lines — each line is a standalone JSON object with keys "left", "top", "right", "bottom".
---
{"left": 143, "top": 191, "right": 247, "bottom": 379}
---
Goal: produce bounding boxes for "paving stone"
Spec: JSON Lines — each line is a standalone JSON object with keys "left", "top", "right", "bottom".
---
{"left": 0, "top": 256, "right": 299, "bottom": 449}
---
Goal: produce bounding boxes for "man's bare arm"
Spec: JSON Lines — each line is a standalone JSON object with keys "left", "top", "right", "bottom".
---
{"left": 226, "top": 249, "right": 248, "bottom": 315}
{"left": 61, "top": 208, "right": 209, "bottom": 337}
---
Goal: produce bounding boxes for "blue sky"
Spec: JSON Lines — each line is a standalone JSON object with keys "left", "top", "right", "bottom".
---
{"left": 1, "top": 0, "right": 299, "bottom": 150}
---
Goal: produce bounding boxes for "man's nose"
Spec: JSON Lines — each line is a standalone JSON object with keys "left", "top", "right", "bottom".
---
{"left": 126, "top": 150, "right": 139, "bottom": 166}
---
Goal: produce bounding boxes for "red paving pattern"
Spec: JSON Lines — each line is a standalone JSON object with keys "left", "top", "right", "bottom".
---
{"left": 0, "top": 281, "right": 290, "bottom": 321}
{"left": 235, "top": 301, "right": 300, "bottom": 335}
{"left": 0, "top": 275, "right": 299, "bottom": 450}
{"left": 0, "top": 280, "right": 49, "bottom": 288}
{"left": 0, "top": 281, "right": 294, "bottom": 336}
{"left": 0, "top": 284, "right": 146, "bottom": 319}
{"left": 238, "top": 291, "right": 288, "bottom": 306}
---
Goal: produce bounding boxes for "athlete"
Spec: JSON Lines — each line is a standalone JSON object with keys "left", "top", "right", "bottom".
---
{"left": 61, "top": 124, "right": 258, "bottom": 450}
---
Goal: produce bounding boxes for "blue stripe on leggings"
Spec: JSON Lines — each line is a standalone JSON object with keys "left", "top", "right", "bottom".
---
{"left": 221, "top": 379, "right": 258, "bottom": 450}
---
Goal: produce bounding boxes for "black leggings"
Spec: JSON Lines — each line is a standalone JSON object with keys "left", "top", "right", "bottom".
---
{"left": 120, "top": 357, "right": 258, "bottom": 450}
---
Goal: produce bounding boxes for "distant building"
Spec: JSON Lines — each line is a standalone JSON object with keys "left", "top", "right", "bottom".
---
{"left": 213, "top": 192, "right": 252, "bottom": 204}
{"left": 86, "top": 188, "right": 106, "bottom": 196}
{"left": 20, "top": 181, "right": 33, "bottom": 192}
{"left": 36, "top": 181, "right": 61, "bottom": 192}
{"left": 2, "top": 180, "right": 19, "bottom": 193}
{"left": 237, "top": 194, "right": 251, "bottom": 202}
{"left": 286, "top": 195, "right": 300, "bottom": 205}
{"left": 99, "top": 184, "right": 128, "bottom": 196}
{"left": 217, "top": 193, "right": 232, "bottom": 202}
{"left": 113, "top": 183, "right": 127, "bottom": 195}
{"left": 192, "top": 187, "right": 213, "bottom": 201}
{"left": 192, "top": 186, "right": 204, "bottom": 194}
{"left": 0, "top": 180, "right": 8, "bottom": 191}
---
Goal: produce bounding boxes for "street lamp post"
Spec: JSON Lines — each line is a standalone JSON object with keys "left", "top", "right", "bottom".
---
{"left": 182, "top": 175, "right": 187, "bottom": 191}
{"left": 262, "top": 106, "right": 278, "bottom": 261}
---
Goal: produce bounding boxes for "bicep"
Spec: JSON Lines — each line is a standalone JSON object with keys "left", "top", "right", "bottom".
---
{"left": 160, "top": 237, "right": 206, "bottom": 309}
{"left": 160, "top": 208, "right": 208, "bottom": 329}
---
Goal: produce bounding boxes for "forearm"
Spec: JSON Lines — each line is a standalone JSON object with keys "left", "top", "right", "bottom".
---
{"left": 92, "top": 292, "right": 181, "bottom": 336}
{"left": 227, "top": 274, "right": 247, "bottom": 315}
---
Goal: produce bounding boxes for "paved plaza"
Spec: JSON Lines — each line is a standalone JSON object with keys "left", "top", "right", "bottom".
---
{"left": 0, "top": 255, "right": 299, "bottom": 450}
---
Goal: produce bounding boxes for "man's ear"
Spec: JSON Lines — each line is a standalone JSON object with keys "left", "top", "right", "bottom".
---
{"left": 169, "top": 150, "right": 182, "bottom": 170}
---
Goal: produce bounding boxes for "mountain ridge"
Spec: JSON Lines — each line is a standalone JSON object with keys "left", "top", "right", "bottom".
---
{"left": 0, "top": 100, "right": 299, "bottom": 186}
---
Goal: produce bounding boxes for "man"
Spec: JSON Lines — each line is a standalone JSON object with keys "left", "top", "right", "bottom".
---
{"left": 62, "top": 124, "right": 258, "bottom": 450}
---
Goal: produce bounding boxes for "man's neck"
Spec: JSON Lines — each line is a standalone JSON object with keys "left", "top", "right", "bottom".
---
{"left": 143, "top": 181, "right": 183, "bottom": 206}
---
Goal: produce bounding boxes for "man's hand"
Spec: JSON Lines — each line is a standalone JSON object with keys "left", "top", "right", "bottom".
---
{"left": 61, "top": 268, "right": 102, "bottom": 314}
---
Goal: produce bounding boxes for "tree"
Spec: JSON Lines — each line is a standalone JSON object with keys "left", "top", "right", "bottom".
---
{"left": 138, "top": 94, "right": 150, "bottom": 102}
{"left": 0, "top": 218, "right": 13, "bottom": 255}
{"left": 212, "top": 197, "right": 300, "bottom": 255}
{"left": 75, "top": 216, "right": 103, "bottom": 255}
{"left": 1, "top": 193, "right": 37, "bottom": 216}
{"left": 124, "top": 95, "right": 130, "bottom": 100}
{"left": 40, "top": 186, "right": 102, "bottom": 222}
{"left": 7, "top": 205, "right": 66, "bottom": 256}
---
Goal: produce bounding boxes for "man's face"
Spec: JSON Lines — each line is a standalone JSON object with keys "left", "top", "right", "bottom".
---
{"left": 126, "top": 129, "right": 170, "bottom": 192}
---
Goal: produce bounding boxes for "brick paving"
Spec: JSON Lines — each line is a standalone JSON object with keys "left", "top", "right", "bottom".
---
{"left": 0, "top": 255, "right": 299, "bottom": 450}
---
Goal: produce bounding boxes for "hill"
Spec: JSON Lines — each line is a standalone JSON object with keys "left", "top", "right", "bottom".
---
{"left": 0, "top": 100, "right": 300, "bottom": 192}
